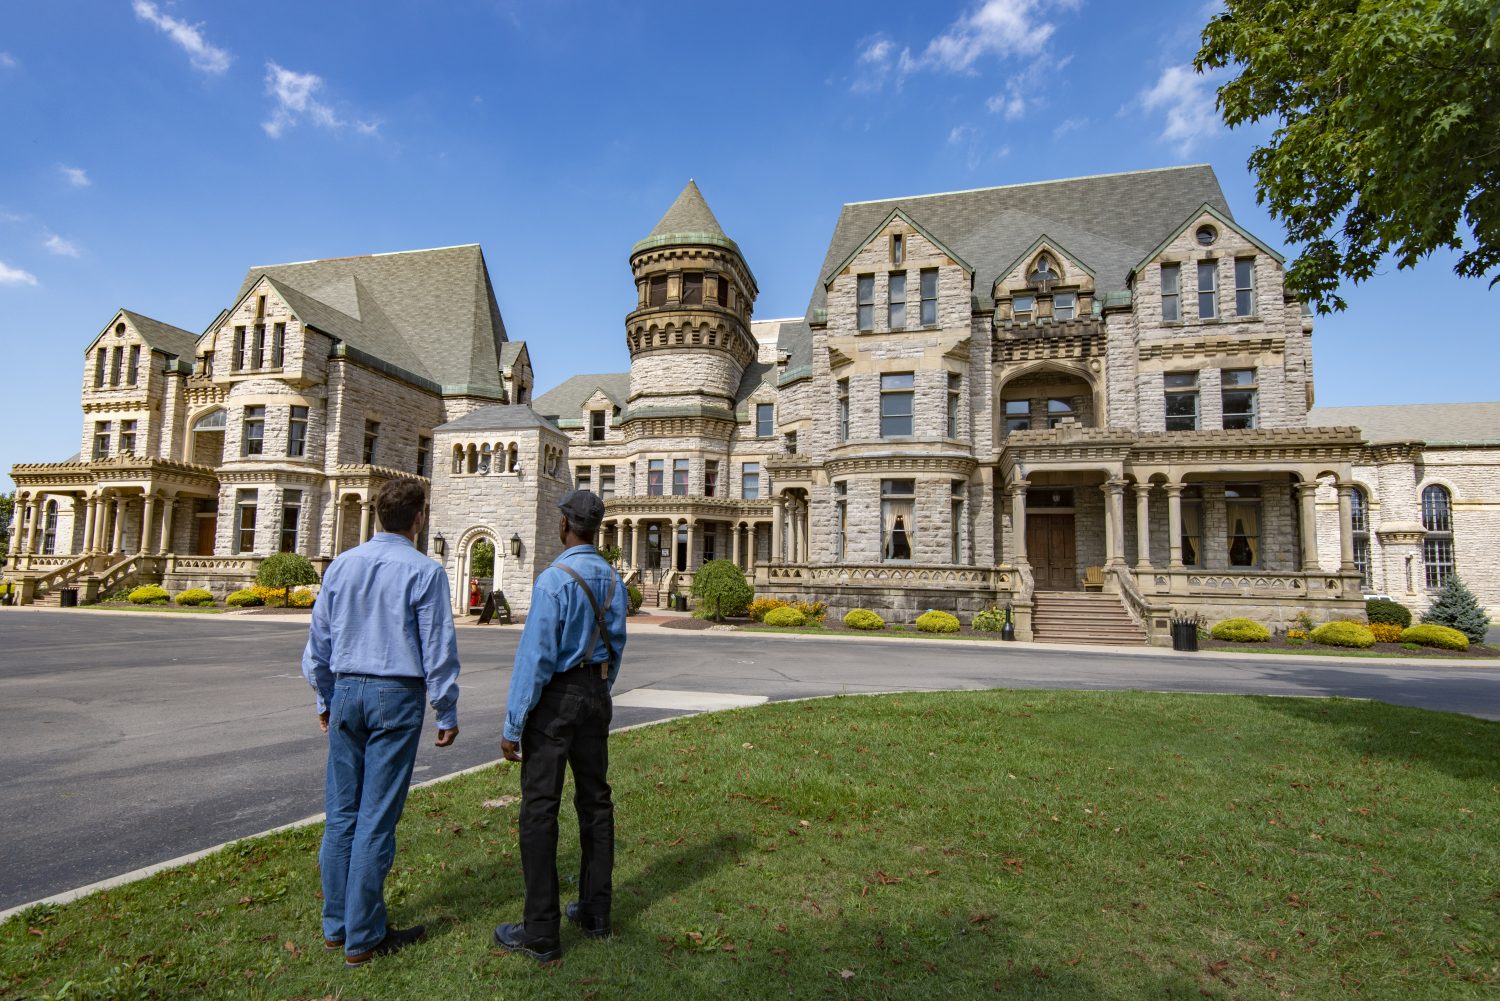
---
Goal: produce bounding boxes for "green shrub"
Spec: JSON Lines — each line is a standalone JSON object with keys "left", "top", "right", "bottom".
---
{"left": 257, "top": 552, "right": 320, "bottom": 606}
{"left": 626, "top": 584, "right": 643, "bottom": 613}
{"left": 1309, "top": 620, "right": 1376, "bottom": 648}
{"left": 746, "top": 597, "right": 787, "bottom": 622}
{"left": 915, "top": 610, "right": 961, "bottom": 634}
{"left": 843, "top": 608, "right": 885, "bottom": 631}
{"left": 1400, "top": 623, "right": 1469, "bottom": 650}
{"left": 971, "top": 608, "right": 1007, "bottom": 632}
{"left": 226, "top": 588, "right": 264, "bottom": 607}
{"left": 128, "top": 585, "right": 169, "bottom": 605}
{"left": 174, "top": 588, "right": 214, "bottom": 606}
{"left": 288, "top": 588, "right": 315, "bottom": 608}
{"left": 1420, "top": 575, "right": 1491, "bottom": 644}
{"left": 1369, "top": 622, "right": 1404, "bottom": 643}
{"left": 791, "top": 600, "right": 828, "bottom": 626}
{"left": 691, "top": 559, "right": 754, "bottom": 621}
{"left": 1365, "top": 598, "right": 1412, "bottom": 628}
{"left": 763, "top": 606, "right": 807, "bottom": 628}
{"left": 1210, "top": 618, "right": 1270, "bottom": 643}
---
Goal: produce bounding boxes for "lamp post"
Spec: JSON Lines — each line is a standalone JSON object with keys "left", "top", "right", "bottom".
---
{"left": 509, "top": 532, "right": 522, "bottom": 558}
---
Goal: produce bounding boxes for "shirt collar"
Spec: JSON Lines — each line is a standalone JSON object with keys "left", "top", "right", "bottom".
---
{"left": 372, "top": 532, "right": 415, "bottom": 548}
{"left": 559, "top": 544, "right": 597, "bottom": 558}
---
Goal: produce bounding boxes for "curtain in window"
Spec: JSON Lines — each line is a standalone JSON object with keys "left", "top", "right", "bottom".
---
{"left": 1227, "top": 502, "right": 1259, "bottom": 567}
{"left": 882, "top": 499, "right": 915, "bottom": 560}
{"left": 1180, "top": 503, "right": 1202, "bottom": 566}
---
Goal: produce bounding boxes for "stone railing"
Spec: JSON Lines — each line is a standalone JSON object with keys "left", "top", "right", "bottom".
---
{"left": 762, "top": 562, "right": 1020, "bottom": 592}
{"left": 82, "top": 554, "right": 166, "bottom": 602}
{"left": 1108, "top": 565, "right": 1155, "bottom": 633}
{"left": 164, "top": 555, "right": 263, "bottom": 576}
{"left": 33, "top": 554, "right": 99, "bottom": 593}
{"left": 1139, "top": 568, "right": 1362, "bottom": 600}
{"left": 13, "top": 554, "right": 84, "bottom": 572}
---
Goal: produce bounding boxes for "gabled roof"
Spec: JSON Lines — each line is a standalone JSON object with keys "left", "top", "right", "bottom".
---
{"left": 434, "top": 404, "right": 558, "bottom": 433}
{"left": 1308, "top": 403, "right": 1500, "bottom": 446}
{"left": 1129, "top": 202, "right": 1285, "bottom": 278}
{"left": 532, "top": 372, "right": 632, "bottom": 424}
{"left": 995, "top": 233, "right": 1097, "bottom": 286}
{"left": 631, "top": 180, "right": 741, "bottom": 256}
{"left": 499, "top": 342, "right": 528, "bottom": 368}
{"left": 233, "top": 244, "right": 510, "bottom": 396}
{"left": 87, "top": 309, "right": 200, "bottom": 358}
{"left": 807, "top": 164, "right": 1234, "bottom": 315}
{"left": 822, "top": 207, "right": 973, "bottom": 288}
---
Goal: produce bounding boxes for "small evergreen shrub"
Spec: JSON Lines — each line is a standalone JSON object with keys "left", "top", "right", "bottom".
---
{"left": 763, "top": 606, "right": 807, "bottom": 628}
{"left": 1420, "top": 575, "right": 1491, "bottom": 645}
{"left": 1368, "top": 622, "right": 1404, "bottom": 643}
{"left": 971, "top": 608, "right": 1007, "bottom": 632}
{"left": 843, "top": 608, "right": 885, "bottom": 631}
{"left": 915, "top": 610, "right": 961, "bottom": 633}
{"left": 128, "top": 585, "right": 169, "bottom": 605}
{"left": 1210, "top": 618, "right": 1270, "bottom": 643}
{"left": 226, "top": 588, "right": 264, "bottom": 607}
{"left": 174, "top": 588, "right": 214, "bottom": 606}
{"left": 1309, "top": 620, "right": 1375, "bottom": 648}
{"left": 626, "top": 584, "right": 643, "bottom": 613}
{"left": 1400, "top": 623, "right": 1469, "bottom": 650}
{"left": 691, "top": 560, "right": 754, "bottom": 621}
{"left": 747, "top": 597, "right": 788, "bottom": 622}
{"left": 1365, "top": 598, "right": 1412, "bottom": 628}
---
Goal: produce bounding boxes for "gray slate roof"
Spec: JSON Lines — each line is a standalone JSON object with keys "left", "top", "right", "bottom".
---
{"left": 632, "top": 180, "right": 741, "bottom": 256}
{"left": 120, "top": 310, "right": 200, "bottom": 358}
{"left": 532, "top": 372, "right": 632, "bottom": 423}
{"left": 434, "top": 404, "right": 556, "bottom": 433}
{"left": 808, "top": 164, "right": 1234, "bottom": 315}
{"left": 1308, "top": 403, "right": 1500, "bottom": 446}
{"left": 499, "top": 342, "right": 528, "bottom": 368}
{"left": 773, "top": 318, "right": 813, "bottom": 386}
{"left": 235, "top": 244, "right": 510, "bottom": 396}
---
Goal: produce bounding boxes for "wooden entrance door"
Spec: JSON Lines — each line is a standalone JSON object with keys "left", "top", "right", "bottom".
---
{"left": 195, "top": 516, "right": 216, "bottom": 555}
{"left": 1027, "top": 513, "right": 1076, "bottom": 590}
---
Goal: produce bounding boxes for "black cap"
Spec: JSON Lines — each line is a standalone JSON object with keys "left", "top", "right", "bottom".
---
{"left": 557, "top": 489, "right": 605, "bottom": 534}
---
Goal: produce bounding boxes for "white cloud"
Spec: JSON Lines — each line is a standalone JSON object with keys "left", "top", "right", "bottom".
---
{"left": 58, "top": 165, "right": 90, "bottom": 187}
{"left": 986, "top": 91, "right": 1025, "bottom": 120}
{"left": 859, "top": 37, "right": 894, "bottom": 64}
{"left": 0, "top": 51, "right": 18, "bottom": 69}
{"left": 0, "top": 261, "right": 39, "bottom": 286}
{"left": 907, "top": 0, "right": 1080, "bottom": 75}
{"left": 1139, "top": 64, "right": 1223, "bottom": 154}
{"left": 133, "top": 1, "right": 231, "bottom": 74}
{"left": 44, "top": 234, "right": 80, "bottom": 257}
{"left": 1052, "top": 116, "right": 1088, "bottom": 140}
{"left": 947, "top": 124, "right": 976, "bottom": 145}
{"left": 851, "top": 34, "right": 898, "bottom": 93}
{"left": 262, "top": 63, "right": 378, "bottom": 138}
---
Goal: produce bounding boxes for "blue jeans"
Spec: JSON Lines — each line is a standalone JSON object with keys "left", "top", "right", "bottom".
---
{"left": 319, "top": 674, "right": 425, "bottom": 955}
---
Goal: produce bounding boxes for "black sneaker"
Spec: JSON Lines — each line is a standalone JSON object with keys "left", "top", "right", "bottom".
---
{"left": 344, "top": 924, "right": 426, "bottom": 968}
{"left": 493, "top": 922, "right": 561, "bottom": 962}
{"left": 565, "top": 901, "right": 612, "bottom": 939}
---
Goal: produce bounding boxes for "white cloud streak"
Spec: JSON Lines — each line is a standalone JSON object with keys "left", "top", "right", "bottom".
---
{"left": 0, "top": 261, "right": 39, "bottom": 286}
{"left": 1139, "top": 64, "right": 1223, "bottom": 154}
{"left": 59, "top": 165, "right": 90, "bottom": 187}
{"left": 44, "top": 234, "right": 81, "bottom": 257}
{"left": 0, "top": 51, "right": 18, "bottom": 69}
{"left": 132, "top": 1, "right": 231, "bottom": 74}
{"left": 906, "top": 0, "right": 1080, "bottom": 75}
{"left": 263, "top": 63, "right": 379, "bottom": 138}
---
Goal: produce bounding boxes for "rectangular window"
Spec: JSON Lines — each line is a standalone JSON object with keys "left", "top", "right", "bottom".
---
{"left": 127, "top": 345, "right": 141, "bottom": 385}
{"left": 235, "top": 489, "right": 257, "bottom": 554}
{"left": 363, "top": 420, "right": 379, "bottom": 464}
{"left": 834, "top": 481, "right": 847, "bottom": 561}
{"left": 703, "top": 524, "right": 717, "bottom": 563}
{"left": 1234, "top": 258, "right": 1256, "bottom": 316}
{"left": 1221, "top": 368, "right": 1258, "bottom": 429}
{"left": 1052, "top": 291, "right": 1076, "bottom": 320}
{"left": 599, "top": 465, "right": 616, "bottom": 500}
{"left": 1354, "top": 536, "right": 1372, "bottom": 590}
{"left": 951, "top": 480, "right": 966, "bottom": 564}
{"left": 672, "top": 458, "right": 689, "bottom": 496}
{"left": 576, "top": 465, "right": 591, "bottom": 492}
{"left": 890, "top": 233, "right": 904, "bottom": 265}
{"left": 1046, "top": 398, "right": 1075, "bottom": 429}
{"left": 741, "top": 462, "right": 760, "bottom": 499}
{"left": 1180, "top": 486, "right": 1203, "bottom": 567}
{"left": 647, "top": 459, "right": 664, "bottom": 496}
{"left": 879, "top": 372, "right": 914, "bottom": 437}
{"left": 681, "top": 272, "right": 703, "bottom": 306}
{"left": 1003, "top": 399, "right": 1030, "bottom": 435}
{"left": 919, "top": 268, "right": 938, "bottom": 326}
{"left": 120, "top": 419, "right": 137, "bottom": 456}
{"left": 786, "top": 430, "right": 797, "bottom": 454}
{"left": 856, "top": 274, "right": 874, "bottom": 331}
{"left": 242, "top": 406, "right": 265, "bottom": 455}
{"left": 705, "top": 459, "right": 719, "bottom": 497}
{"left": 888, "top": 272, "right": 907, "bottom": 329}
{"left": 94, "top": 349, "right": 106, "bottom": 388}
{"left": 590, "top": 409, "right": 607, "bottom": 442}
{"left": 1161, "top": 263, "right": 1180, "bottom": 321}
{"left": 1225, "top": 484, "right": 1261, "bottom": 567}
{"left": 947, "top": 372, "right": 961, "bottom": 438}
{"left": 1198, "top": 260, "right": 1219, "bottom": 319}
{"left": 837, "top": 379, "right": 849, "bottom": 442}
{"left": 110, "top": 346, "right": 123, "bottom": 386}
{"left": 1164, "top": 371, "right": 1199, "bottom": 431}
{"left": 716, "top": 275, "right": 729, "bottom": 306}
{"left": 880, "top": 479, "right": 915, "bottom": 561}
{"left": 288, "top": 405, "right": 309, "bottom": 457}
{"left": 756, "top": 403, "right": 774, "bottom": 438}
{"left": 253, "top": 324, "right": 266, "bottom": 369}
{"left": 233, "top": 326, "right": 247, "bottom": 370}
{"left": 1012, "top": 294, "right": 1035, "bottom": 322}
{"left": 1424, "top": 537, "right": 1455, "bottom": 589}
{"left": 280, "top": 489, "right": 301, "bottom": 553}
{"left": 272, "top": 322, "right": 286, "bottom": 367}
{"left": 417, "top": 435, "right": 431, "bottom": 477}
{"left": 92, "top": 421, "right": 111, "bottom": 460}
{"left": 648, "top": 275, "right": 668, "bottom": 307}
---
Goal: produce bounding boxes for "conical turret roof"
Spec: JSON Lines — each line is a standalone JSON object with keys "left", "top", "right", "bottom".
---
{"left": 632, "top": 180, "right": 741, "bottom": 255}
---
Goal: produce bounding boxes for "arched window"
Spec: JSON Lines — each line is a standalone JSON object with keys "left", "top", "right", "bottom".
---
{"left": 479, "top": 443, "right": 492, "bottom": 474}
{"left": 1349, "top": 486, "right": 1371, "bottom": 589}
{"left": 1421, "top": 485, "right": 1454, "bottom": 589}
{"left": 466, "top": 443, "right": 478, "bottom": 475}
{"left": 42, "top": 500, "right": 58, "bottom": 555}
{"left": 452, "top": 445, "right": 464, "bottom": 474}
{"left": 506, "top": 443, "right": 518, "bottom": 473}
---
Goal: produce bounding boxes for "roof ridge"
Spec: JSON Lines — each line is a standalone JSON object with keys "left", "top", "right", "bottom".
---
{"left": 842, "top": 163, "right": 1215, "bottom": 207}
{"left": 246, "top": 243, "right": 481, "bottom": 271}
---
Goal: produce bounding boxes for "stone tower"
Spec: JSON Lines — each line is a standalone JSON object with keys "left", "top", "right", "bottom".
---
{"left": 624, "top": 181, "right": 759, "bottom": 431}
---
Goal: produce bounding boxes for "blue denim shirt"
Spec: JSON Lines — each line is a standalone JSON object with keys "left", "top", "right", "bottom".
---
{"left": 504, "top": 545, "right": 628, "bottom": 742}
{"left": 302, "top": 533, "right": 461, "bottom": 730}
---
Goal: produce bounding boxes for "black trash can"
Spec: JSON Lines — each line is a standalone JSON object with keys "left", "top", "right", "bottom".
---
{"left": 59, "top": 588, "right": 79, "bottom": 608}
{"left": 1170, "top": 619, "right": 1198, "bottom": 652}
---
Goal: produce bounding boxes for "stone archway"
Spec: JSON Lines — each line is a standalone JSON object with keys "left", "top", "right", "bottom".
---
{"left": 454, "top": 525, "right": 500, "bottom": 614}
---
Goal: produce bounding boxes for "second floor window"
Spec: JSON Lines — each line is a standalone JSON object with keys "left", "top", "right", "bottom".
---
{"left": 110, "top": 346, "right": 123, "bottom": 386}
{"left": 272, "top": 323, "right": 286, "bottom": 367}
{"left": 94, "top": 349, "right": 106, "bottom": 388}
{"left": 647, "top": 459, "right": 664, "bottom": 496}
{"left": 947, "top": 373, "right": 961, "bottom": 437}
{"left": 1198, "top": 260, "right": 1219, "bottom": 319}
{"left": 856, "top": 274, "right": 874, "bottom": 331}
{"left": 92, "top": 421, "right": 111, "bottom": 460}
{"left": 417, "top": 435, "right": 431, "bottom": 476}
{"left": 1235, "top": 258, "right": 1256, "bottom": 316}
{"left": 1053, "top": 292, "right": 1077, "bottom": 320}
{"left": 253, "top": 324, "right": 267, "bottom": 369}
{"left": 672, "top": 458, "right": 689, "bottom": 496}
{"left": 648, "top": 275, "right": 667, "bottom": 307}
{"left": 880, "top": 373, "right": 914, "bottom": 437}
{"left": 681, "top": 272, "right": 703, "bottom": 306}
{"left": 590, "top": 410, "right": 607, "bottom": 442}
{"left": 888, "top": 272, "right": 907, "bottom": 329}
{"left": 741, "top": 462, "right": 761, "bottom": 499}
{"left": 1164, "top": 372, "right": 1199, "bottom": 430}
{"left": 1003, "top": 399, "right": 1030, "bottom": 434}
{"left": 1161, "top": 263, "right": 1181, "bottom": 321}
{"left": 120, "top": 419, "right": 137, "bottom": 455}
{"left": 1012, "top": 294, "right": 1035, "bottom": 322}
{"left": 756, "top": 403, "right": 773, "bottom": 438}
{"left": 288, "top": 406, "right": 309, "bottom": 457}
{"left": 576, "top": 465, "right": 591, "bottom": 492}
{"left": 127, "top": 345, "right": 141, "bottom": 385}
{"left": 242, "top": 406, "right": 265, "bottom": 455}
{"left": 1046, "top": 398, "right": 1075, "bottom": 429}
{"left": 599, "top": 465, "right": 616, "bottom": 499}
{"left": 235, "top": 489, "right": 257, "bottom": 554}
{"left": 363, "top": 420, "right": 379, "bottom": 464}
{"left": 920, "top": 268, "right": 938, "bottom": 325}
{"left": 233, "top": 326, "right": 247, "bottom": 370}
{"left": 1221, "top": 369, "right": 1258, "bottom": 429}
{"left": 705, "top": 460, "right": 719, "bottom": 497}
{"left": 837, "top": 379, "right": 849, "bottom": 442}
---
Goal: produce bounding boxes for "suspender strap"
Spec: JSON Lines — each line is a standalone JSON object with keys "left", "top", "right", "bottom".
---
{"left": 552, "top": 561, "right": 618, "bottom": 669}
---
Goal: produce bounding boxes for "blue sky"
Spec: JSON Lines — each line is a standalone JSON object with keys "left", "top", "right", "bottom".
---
{"left": 2, "top": 0, "right": 1494, "bottom": 490}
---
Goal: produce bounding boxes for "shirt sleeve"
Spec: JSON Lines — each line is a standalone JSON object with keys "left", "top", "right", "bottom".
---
{"left": 301, "top": 567, "right": 336, "bottom": 715}
{"left": 505, "top": 572, "right": 562, "bottom": 743}
{"left": 415, "top": 566, "right": 461, "bottom": 731}
{"left": 605, "top": 571, "right": 629, "bottom": 692}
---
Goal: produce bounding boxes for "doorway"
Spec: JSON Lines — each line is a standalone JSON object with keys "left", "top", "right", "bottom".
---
{"left": 1027, "top": 513, "right": 1076, "bottom": 590}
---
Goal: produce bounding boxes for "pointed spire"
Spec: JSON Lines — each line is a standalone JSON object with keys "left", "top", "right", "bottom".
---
{"left": 633, "top": 180, "right": 741, "bottom": 255}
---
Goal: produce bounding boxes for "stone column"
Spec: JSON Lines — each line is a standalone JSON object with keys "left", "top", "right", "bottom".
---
{"left": 359, "top": 498, "right": 373, "bottom": 543}
{"left": 8, "top": 499, "right": 26, "bottom": 556}
{"left": 140, "top": 493, "right": 158, "bottom": 554}
{"left": 1103, "top": 480, "right": 1128, "bottom": 566}
{"left": 732, "top": 522, "right": 742, "bottom": 568}
{"left": 1296, "top": 481, "right": 1321, "bottom": 572}
{"left": 1336, "top": 482, "right": 1356, "bottom": 572}
{"left": 1009, "top": 480, "right": 1029, "bottom": 562}
{"left": 26, "top": 498, "right": 45, "bottom": 554}
{"left": 80, "top": 493, "right": 97, "bottom": 553}
{"left": 788, "top": 501, "right": 801, "bottom": 563}
{"left": 110, "top": 496, "right": 126, "bottom": 553}
{"left": 1134, "top": 482, "right": 1152, "bottom": 570}
{"left": 685, "top": 519, "right": 697, "bottom": 571}
{"left": 771, "top": 495, "right": 785, "bottom": 564}
{"left": 1165, "top": 483, "right": 1184, "bottom": 569}
{"left": 159, "top": 493, "right": 177, "bottom": 554}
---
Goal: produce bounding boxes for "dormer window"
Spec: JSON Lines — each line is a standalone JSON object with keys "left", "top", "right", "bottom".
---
{"left": 1053, "top": 292, "right": 1077, "bottom": 320}
{"left": 1012, "top": 294, "right": 1035, "bottom": 322}
{"left": 590, "top": 410, "right": 607, "bottom": 443}
{"left": 1195, "top": 224, "right": 1218, "bottom": 246}
{"left": 890, "top": 233, "right": 904, "bottom": 265}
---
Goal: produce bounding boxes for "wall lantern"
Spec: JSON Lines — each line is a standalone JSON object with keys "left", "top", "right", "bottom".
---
{"left": 433, "top": 533, "right": 446, "bottom": 559}
{"left": 509, "top": 532, "right": 522, "bottom": 558}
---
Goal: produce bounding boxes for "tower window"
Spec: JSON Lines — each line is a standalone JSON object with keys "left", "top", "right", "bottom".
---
{"left": 681, "top": 272, "right": 703, "bottom": 306}
{"left": 648, "top": 275, "right": 668, "bottom": 307}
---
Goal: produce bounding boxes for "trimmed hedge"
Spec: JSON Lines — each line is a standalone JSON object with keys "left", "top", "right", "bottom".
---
{"left": 971, "top": 608, "right": 1007, "bottom": 632}
{"left": 691, "top": 559, "right": 754, "bottom": 620}
{"left": 1210, "top": 618, "right": 1271, "bottom": 643}
{"left": 915, "top": 610, "right": 961, "bottom": 634}
{"left": 1309, "top": 620, "right": 1376, "bottom": 648}
{"left": 746, "top": 597, "right": 788, "bottom": 622}
{"left": 226, "top": 588, "right": 264, "bottom": 607}
{"left": 843, "top": 608, "right": 886, "bottom": 631}
{"left": 174, "top": 588, "right": 215, "bottom": 606}
{"left": 1400, "top": 623, "right": 1469, "bottom": 651}
{"left": 1365, "top": 598, "right": 1412, "bottom": 628}
{"left": 127, "top": 585, "right": 169, "bottom": 605}
{"left": 762, "top": 606, "right": 807, "bottom": 628}
{"left": 626, "top": 584, "right": 643, "bottom": 613}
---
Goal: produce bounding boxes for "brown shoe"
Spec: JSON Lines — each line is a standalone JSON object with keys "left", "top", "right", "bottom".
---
{"left": 344, "top": 925, "right": 426, "bottom": 968}
{"left": 324, "top": 937, "right": 344, "bottom": 951}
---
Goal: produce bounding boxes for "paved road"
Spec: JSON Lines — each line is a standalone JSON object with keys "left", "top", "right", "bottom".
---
{"left": 2, "top": 608, "right": 1497, "bottom": 910}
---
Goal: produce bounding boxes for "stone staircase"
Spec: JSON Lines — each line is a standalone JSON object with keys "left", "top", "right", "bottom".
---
{"left": 1031, "top": 591, "right": 1148, "bottom": 646}
{"left": 639, "top": 585, "right": 661, "bottom": 608}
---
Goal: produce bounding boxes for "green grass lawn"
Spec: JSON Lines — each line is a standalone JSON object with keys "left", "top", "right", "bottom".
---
{"left": 4, "top": 691, "right": 1496, "bottom": 1000}
{"left": 80, "top": 603, "right": 227, "bottom": 614}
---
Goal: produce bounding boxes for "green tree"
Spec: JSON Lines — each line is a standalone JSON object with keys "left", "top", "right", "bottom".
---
{"left": 470, "top": 540, "right": 494, "bottom": 578}
{"left": 690, "top": 559, "right": 753, "bottom": 621}
{"left": 1197, "top": 0, "right": 1500, "bottom": 312}
{"left": 257, "top": 552, "right": 320, "bottom": 607}
{"left": 1421, "top": 573, "right": 1492, "bottom": 644}
{"left": 0, "top": 492, "right": 12, "bottom": 555}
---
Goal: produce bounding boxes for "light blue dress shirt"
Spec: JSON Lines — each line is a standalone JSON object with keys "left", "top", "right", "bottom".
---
{"left": 504, "top": 545, "right": 628, "bottom": 742}
{"left": 302, "top": 532, "right": 461, "bottom": 730}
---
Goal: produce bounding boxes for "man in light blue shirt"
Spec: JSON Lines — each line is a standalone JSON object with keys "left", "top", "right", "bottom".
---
{"left": 301, "top": 478, "right": 460, "bottom": 969}
{"left": 494, "top": 489, "right": 627, "bottom": 961}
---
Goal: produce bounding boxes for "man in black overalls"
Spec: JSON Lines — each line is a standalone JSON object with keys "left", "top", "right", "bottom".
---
{"left": 495, "top": 490, "right": 628, "bottom": 961}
